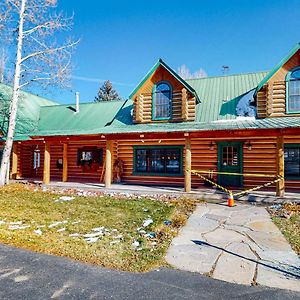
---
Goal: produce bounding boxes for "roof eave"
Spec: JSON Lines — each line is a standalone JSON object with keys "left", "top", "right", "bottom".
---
{"left": 129, "top": 58, "right": 200, "bottom": 103}
{"left": 256, "top": 42, "right": 300, "bottom": 91}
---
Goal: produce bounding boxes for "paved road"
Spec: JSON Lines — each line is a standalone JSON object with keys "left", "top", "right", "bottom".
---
{"left": 0, "top": 244, "right": 299, "bottom": 299}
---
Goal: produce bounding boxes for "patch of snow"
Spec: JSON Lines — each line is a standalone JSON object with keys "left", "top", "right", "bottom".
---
{"left": 92, "top": 227, "right": 104, "bottom": 232}
{"left": 34, "top": 229, "right": 42, "bottom": 235}
{"left": 48, "top": 221, "right": 68, "bottom": 228}
{"left": 85, "top": 237, "right": 99, "bottom": 243}
{"left": 142, "top": 218, "right": 153, "bottom": 227}
{"left": 132, "top": 241, "right": 140, "bottom": 248}
{"left": 72, "top": 221, "right": 80, "bottom": 225}
{"left": 110, "top": 240, "right": 120, "bottom": 245}
{"left": 9, "top": 221, "right": 22, "bottom": 225}
{"left": 8, "top": 225, "right": 30, "bottom": 230}
{"left": 57, "top": 228, "right": 66, "bottom": 232}
{"left": 0, "top": 220, "right": 6, "bottom": 225}
{"left": 236, "top": 89, "right": 256, "bottom": 117}
{"left": 69, "top": 233, "right": 80, "bottom": 237}
{"left": 83, "top": 232, "right": 103, "bottom": 238}
{"left": 55, "top": 196, "right": 74, "bottom": 202}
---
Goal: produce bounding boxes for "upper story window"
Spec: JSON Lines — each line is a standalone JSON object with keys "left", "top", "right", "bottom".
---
{"left": 287, "top": 67, "right": 300, "bottom": 113}
{"left": 152, "top": 81, "right": 172, "bottom": 120}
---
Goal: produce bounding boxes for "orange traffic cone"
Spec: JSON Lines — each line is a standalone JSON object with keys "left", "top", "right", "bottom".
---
{"left": 228, "top": 193, "right": 234, "bottom": 207}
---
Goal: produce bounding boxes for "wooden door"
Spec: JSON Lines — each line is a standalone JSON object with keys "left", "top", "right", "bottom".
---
{"left": 217, "top": 142, "right": 243, "bottom": 188}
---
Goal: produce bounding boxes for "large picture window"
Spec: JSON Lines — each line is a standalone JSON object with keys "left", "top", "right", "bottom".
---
{"left": 134, "top": 147, "right": 182, "bottom": 175}
{"left": 286, "top": 67, "right": 300, "bottom": 113}
{"left": 77, "top": 147, "right": 103, "bottom": 171}
{"left": 284, "top": 145, "right": 300, "bottom": 178}
{"left": 152, "top": 82, "right": 172, "bottom": 120}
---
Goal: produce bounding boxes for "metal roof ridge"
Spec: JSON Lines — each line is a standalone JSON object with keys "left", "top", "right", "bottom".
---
{"left": 186, "top": 71, "right": 269, "bottom": 81}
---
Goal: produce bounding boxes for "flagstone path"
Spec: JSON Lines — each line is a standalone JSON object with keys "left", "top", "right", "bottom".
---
{"left": 166, "top": 203, "right": 300, "bottom": 292}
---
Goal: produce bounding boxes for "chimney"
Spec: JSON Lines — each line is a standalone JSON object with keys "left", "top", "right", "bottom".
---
{"left": 75, "top": 92, "right": 80, "bottom": 113}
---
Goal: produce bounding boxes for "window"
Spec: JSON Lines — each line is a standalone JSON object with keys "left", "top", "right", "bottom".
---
{"left": 284, "top": 145, "right": 300, "bottom": 178}
{"left": 33, "top": 148, "right": 40, "bottom": 169}
{"left": 222, "top": 146, "right": 239, "bottom": 166}
{"left": 287, "top": 67, "right": 300, "bottom": 113}
{"left": 152, "top": 82, "right": 172, "bottom": 120}
{"left": 134, "top": 147, "right": 182, "bottom": 175}
{"left": 77, "top": 147, "right": 103, "bottom": 169}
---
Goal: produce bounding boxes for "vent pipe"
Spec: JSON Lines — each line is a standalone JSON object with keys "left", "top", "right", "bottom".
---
{"left": 75, "top": 92, "right": 80, "bottom": 113}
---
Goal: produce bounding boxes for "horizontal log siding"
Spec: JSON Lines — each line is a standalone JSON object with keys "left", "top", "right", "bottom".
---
{"left": 20, "top": 144, "right": 45, "bottom": 179}
{"left": 190, "top": 138, "right": 278, "bottom": 191}
{"left": 50, "top": 144, "right": 63, "bottom": 180}
{"left": 257, "top": 50, "right": 300, "bottom": 118}
{"left": 67, "top": 141, "right": 106, "bottom": 182}
{"left": 242, "top": 138, "right": 277, "bottom": 190}
{"left": 191, "top": 139, "right": 218, "bottom": 188}
{"left": 117, "top": 139, "right": 185, "bottom": 186}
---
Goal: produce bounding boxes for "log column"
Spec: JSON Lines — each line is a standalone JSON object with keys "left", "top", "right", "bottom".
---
{"left": 62, "top": 143, "right": 68, "bottom": 182}
{"left": 10, "top": 143, "right": 18, "bottom": 179}
{"left": 105, "top": 140, "right": 112, "bottom": 188}
{"left": 43, "top": 142, "right": 50, "bottom": 184}
{"left": 184, "top": 137, "right": 192, "bottom": 192}
{"left": 276, "top": 135, "right": 285, "bottom": 197}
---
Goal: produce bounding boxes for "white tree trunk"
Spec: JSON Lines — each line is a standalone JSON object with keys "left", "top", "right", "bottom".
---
{"left": 0, "top": 0, "right": 26, "bottom": 186}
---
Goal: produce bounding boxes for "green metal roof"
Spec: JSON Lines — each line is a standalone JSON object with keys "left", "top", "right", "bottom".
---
{"left": 0, "top": 83, "right": 57, "bottom": 140}
{"left": 33, "top": 100, "right": 125, "bottom": 136}
{"left": 256, "top": 42, "right": 300, "bottom": 91}
{"left": 129, "top": 58, "right": 200, "bottom": 103}
{"left": 186, "top": 71, "right": 268, "bottom": 122}
{"left": 26, "top": 116, "right": 300, "bottom": 137}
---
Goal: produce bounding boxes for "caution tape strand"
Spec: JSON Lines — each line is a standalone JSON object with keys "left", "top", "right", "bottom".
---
{"left": 189, "top": 169, "right": 284, "bottom": 199}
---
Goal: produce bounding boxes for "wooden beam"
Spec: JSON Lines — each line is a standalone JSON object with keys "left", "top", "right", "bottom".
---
{"left": 10, "top": 143, "right": 18, "bottom": 179}
{"left": 62, "top": 143, "right": 68, "bottom": 182}
{"left": 276, "top": 135, "right": 285, "bottom": 197}
{"left": 105, "top": 140, "right": 112, "bottom": 188}
{"left": 184, "top": 137, "right": 192, "bottom": 192}
{"left": 43, "top": 142, "right": 50, "bottom": 184}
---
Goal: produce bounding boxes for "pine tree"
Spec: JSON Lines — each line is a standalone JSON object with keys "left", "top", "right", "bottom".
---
{"left": 94, "top": 80, "right": 121, "bottom": 102}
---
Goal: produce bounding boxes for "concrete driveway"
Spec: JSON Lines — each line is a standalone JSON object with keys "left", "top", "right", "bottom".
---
{"left": 0, "top": 244, "right": 299, "bottom": 299}
{"left": 166, "top": 203, "right": 300, "bottom": 292}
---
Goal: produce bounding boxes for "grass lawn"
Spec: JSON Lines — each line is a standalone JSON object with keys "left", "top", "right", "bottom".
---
{"left": 270, "top": 203, "right": 300, "bottom": 256}
{"left": 0, "top": 184, "right": 195, "bottom": 272}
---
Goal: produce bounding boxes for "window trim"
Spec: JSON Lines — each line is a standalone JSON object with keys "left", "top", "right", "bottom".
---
{"left": 132, "top": 145, "right": 184, "bottom": 177}
{"left": 284, "top": 144, "right": 300, "bottom": 180}
{"left": 152, "top": 80, "right": 173, "bottom": 121}
{"left": 286, "top": 67, "right": 300, "bottom": 114}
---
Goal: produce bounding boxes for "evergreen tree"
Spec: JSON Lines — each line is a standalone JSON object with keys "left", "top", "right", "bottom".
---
{"left": 94, "top": 80, "right": 121, "bottom": 102}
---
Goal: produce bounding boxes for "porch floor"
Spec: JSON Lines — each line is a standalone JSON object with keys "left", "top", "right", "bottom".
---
{"left": 12, "top": 179, "right": 300, "bottom": 204}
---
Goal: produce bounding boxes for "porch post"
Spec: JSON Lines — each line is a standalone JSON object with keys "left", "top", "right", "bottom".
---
{"left": 10, "top": 143, "right": 18, "bottom": 179}
{"left": 62, "top": 143, "right": 68, "bottom": 182}
{"left": 105, "top": 140, "right": 112, "bottom": 188}
{"left": 184, "top": 137, "right": 192, "bottom": 192}
{"left": 43, "top": 142, "right": 50, "bottom": 184}
{"left": 276, "top": 135, "right": 285, "bottom": 197}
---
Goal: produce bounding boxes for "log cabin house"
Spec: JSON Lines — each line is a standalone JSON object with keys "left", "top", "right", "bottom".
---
{"left": 1, "top": 44, "right": 300, "bottom": 197}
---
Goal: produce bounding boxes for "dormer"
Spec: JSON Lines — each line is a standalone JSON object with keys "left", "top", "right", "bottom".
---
{"left": 129, "top": 59, "right": 200, "bottom": 123}
{"left": 256, "top": 43, "right": 300, "bottom": 118}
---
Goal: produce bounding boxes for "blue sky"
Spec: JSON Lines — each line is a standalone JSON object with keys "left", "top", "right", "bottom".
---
{"left": 50, "top": 0, "right": 300, "bottom": 104}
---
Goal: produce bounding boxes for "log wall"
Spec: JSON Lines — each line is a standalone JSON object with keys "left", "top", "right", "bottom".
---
{"left": 132, "top": 65, "right": 196, "bottom": 123}
{"left": 117, "top": 138, "right": 185, "bottom": 186}
{"left": 257, "top": 50, "right": 300, "bottom": 118}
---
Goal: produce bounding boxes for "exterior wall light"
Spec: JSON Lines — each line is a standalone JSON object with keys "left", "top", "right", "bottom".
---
{"left": 209, "top": 141, "right": 215, "bottom": 151}
{"left": 247, "top": 141, "right": 252, "bottom": 151}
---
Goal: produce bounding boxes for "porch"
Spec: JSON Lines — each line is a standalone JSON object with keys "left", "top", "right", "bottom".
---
{"left": 12, "top": 179, "right": 300, "bottom": 204}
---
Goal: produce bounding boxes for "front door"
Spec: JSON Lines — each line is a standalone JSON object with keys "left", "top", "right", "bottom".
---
{"left": 218, "top": 142, "right": 243, "bottom": 188}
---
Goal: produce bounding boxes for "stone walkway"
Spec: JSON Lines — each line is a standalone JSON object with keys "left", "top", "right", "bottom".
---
{"left": 166, "top": 203, "right": 300, "bottom": 292}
